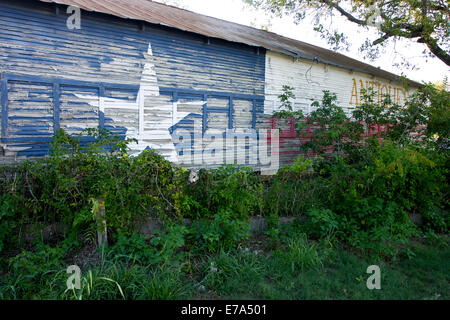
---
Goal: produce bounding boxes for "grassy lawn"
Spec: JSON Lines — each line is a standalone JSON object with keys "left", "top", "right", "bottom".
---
{"left": 2, "top": 232, "right": 447, "bottom": 300}
{"left": 188, "top": 236, "right": 449, "bottom": 300}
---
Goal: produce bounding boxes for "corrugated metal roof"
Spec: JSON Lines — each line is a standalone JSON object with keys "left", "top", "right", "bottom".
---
{"left": 38, "top": 0, "right": 420, "bottom": 86}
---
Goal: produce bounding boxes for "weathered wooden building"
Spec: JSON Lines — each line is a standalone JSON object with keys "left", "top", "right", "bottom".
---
{"left": 0, "top": 0, "right": 420, "bottom": 168}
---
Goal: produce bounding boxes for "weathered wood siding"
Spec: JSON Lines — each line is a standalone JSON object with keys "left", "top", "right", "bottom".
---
{"left": 0, "top": 0, "right": 412, "bottom": 170}
{"left": 0, "top": 0, "right": 268, "bottom": 166}
{"left": 264, "top": 51, "right": 413, "bottom": 166}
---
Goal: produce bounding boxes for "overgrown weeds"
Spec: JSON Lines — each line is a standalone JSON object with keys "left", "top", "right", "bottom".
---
{"left": 0, "top": 83, "right": 448, "bottom": 299}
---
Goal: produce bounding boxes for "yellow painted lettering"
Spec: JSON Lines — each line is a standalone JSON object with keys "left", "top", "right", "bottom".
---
{"left": 350, "top": 78, "right": 359, "bottom": 105}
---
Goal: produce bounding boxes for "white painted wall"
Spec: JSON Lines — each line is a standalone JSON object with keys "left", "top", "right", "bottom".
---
{"left": 264, "top": 51, "right": 413, "bottom": 116}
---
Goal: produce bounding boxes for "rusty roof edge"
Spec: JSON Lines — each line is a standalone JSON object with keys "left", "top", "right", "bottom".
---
{"left": 38, "top": 0, "right": 422, "bottom": 87}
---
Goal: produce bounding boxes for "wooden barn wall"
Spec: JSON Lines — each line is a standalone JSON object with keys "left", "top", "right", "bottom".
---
{"left": 0, "top": 0, "right": 268, "bottom": 168}
{"left": 264, "top": 51, "right": 413, "bottom": 167}
{"left": 0, "top": 0, "right": 414, "bottom": 170}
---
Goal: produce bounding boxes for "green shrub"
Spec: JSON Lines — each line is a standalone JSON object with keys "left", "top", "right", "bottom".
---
{"left": 182, "top": 165, "right": 263, "bottom": 220}
{"left": 0, "top": 85, "right": 448, "bottom": 300}
{"left": 4, "top": 243, "right": 67, "bottom": 299}
{"left": 422, "top": 207, "right": 449, "bottom": 234}
{"left": 312, "top": 140, "right": 448, "bottom": 257}
{"left": 302, "top": 91, "right": 350, "bottom": 157}
{"left": 272, "top": 85, "right": 305, "bottom": 128}
{"left": 108, "top": 224, "right": 187, "bottom": 266}
{"left": 0, "top": 194, "right": 19, "bottom": 254}
{"left": 305, "top": 208, "right": 340, "bottom": 239}
{"left": 264, "top": 156, "right": 324, "bottom": 216}
{"left": 277, "top": 155, "right": 313, "bottom": 177}
{"left": 0, "top": 128, "right": 185, "bottom": 240}
{"left": 187, "top": 210, "right": 250, "bottom": 253}
{"left": 368, "top": 142, "right": 446, "bottom": 214}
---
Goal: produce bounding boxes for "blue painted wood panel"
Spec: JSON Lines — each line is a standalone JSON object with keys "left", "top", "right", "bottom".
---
{"left": 0, "top": 0, "right": 265, "bottom": 94}
{"left": 0, "top": 0, "right": 267, "bottom": 164}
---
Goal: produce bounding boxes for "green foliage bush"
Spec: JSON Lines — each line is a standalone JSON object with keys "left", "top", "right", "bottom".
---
{"left": 0, "top": 128, "right": 185, "bottom": 239}
{"left": 302, "top": 91, "right": 350, "bottom": 156}
{"left": 0, "top": 194, "right": 19, "bottom": 254}
{"left": 266, "top": 127, "right": 443, "bottom": 245}
{"left": 273, "top": 85, "right": 304, "bottom": 121}
{"left": 264, "top": 156, "right": 323, "bottom": 216}
{"left": 307, "top": 139, "right": 447, "bottom": 257}
{"left": 422, "top": 206, "right": 449, "bottom": 234}
{"left": 108, "top": 224, "right": 187, "bottom": 266}
{"left": 182, "top": 165, "right": 263, "bottom": 220}
{"left": 306, "top": 208, "right": 340, "bottom": 239}
{"left": 271, "top": 86, "right": 449, "bottom": 257}
{"left": 368, "top": 142, "right": 446, "bottom": 215}
{"left": 187, "top": 210, "right": 250, "bottom": 253}
{"left": 4, "top": 242, "right": 67, "bottom": 299}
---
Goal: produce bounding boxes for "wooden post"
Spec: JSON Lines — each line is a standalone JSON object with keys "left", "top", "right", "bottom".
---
{"left": 97, "top": 198, "right": 107, "bottom": 248}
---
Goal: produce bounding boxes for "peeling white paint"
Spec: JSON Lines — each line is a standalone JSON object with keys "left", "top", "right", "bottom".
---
{"left": 264, "top": 51, "right": 412, "bottom": 116}
{"left": 76, "top": 42, "right": 204, "bottom": 163}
